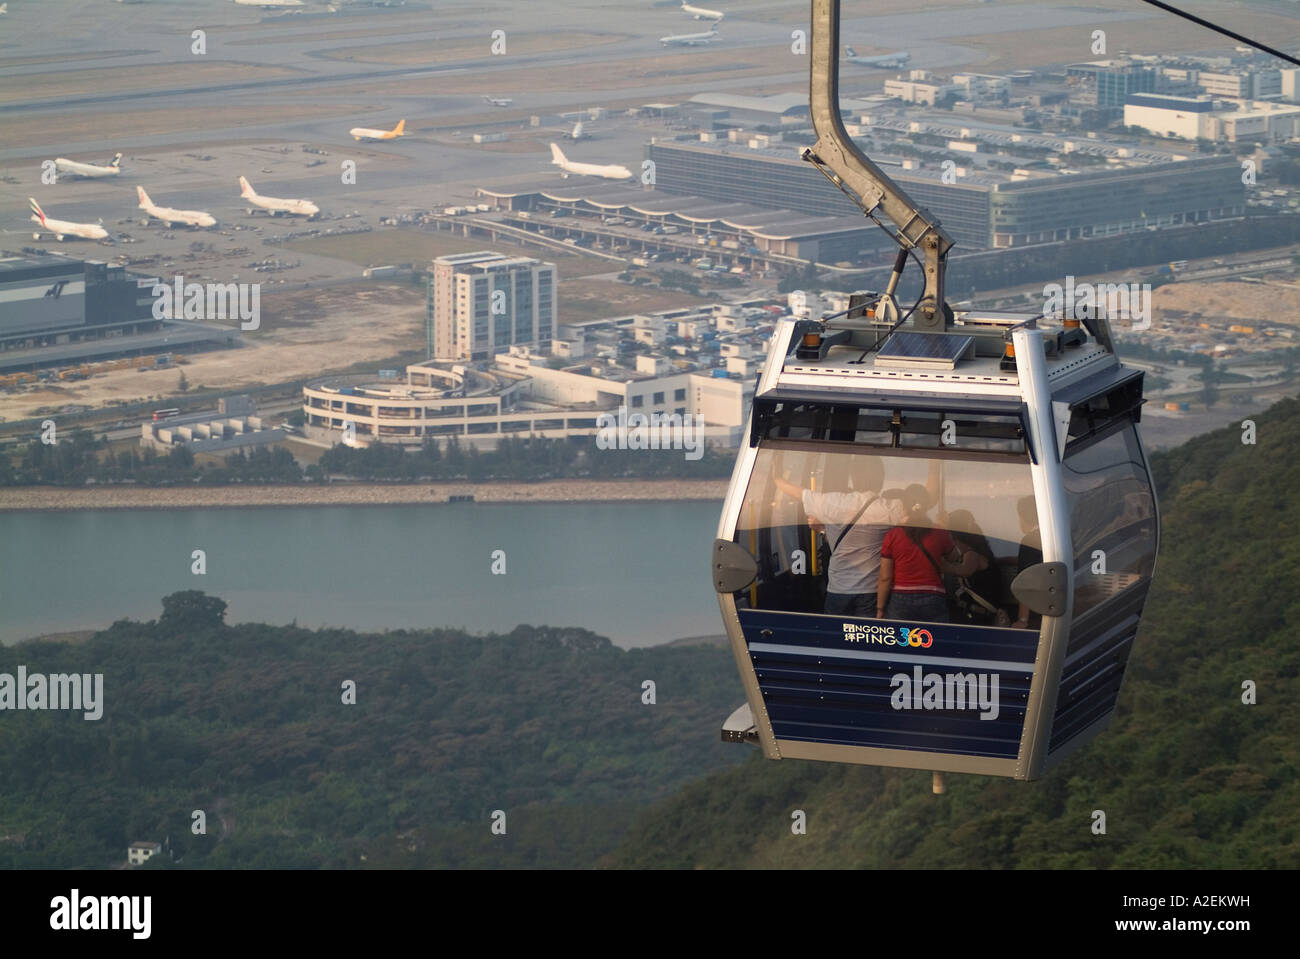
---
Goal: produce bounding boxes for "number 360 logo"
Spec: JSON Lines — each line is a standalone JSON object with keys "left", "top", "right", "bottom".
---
{"left": 898, "top": 627, "right": 934, "bottom": 648}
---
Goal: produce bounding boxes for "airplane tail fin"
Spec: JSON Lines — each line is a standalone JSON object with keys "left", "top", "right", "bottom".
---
{"left": 550, "top": 143, "right": 566, "bottom": 166}
{"left": 28, "top": 197, "right": 45, "bottom": 224}
{"left": 393, "top": 119, "right": 406, "bottom": 136}
{"left": 239, "top": 176, "right": 255, "bottom": 198}
{"left": 110, "top": 153, "right": 123, "bottom": 169}
{"left": 846, "top": 47, "right": 857, "bottom": 57}
{"left": 137, "top": 186, "right": 151, "bottom": 209}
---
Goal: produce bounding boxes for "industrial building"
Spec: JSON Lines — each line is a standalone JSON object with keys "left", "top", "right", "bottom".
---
{"left": 1067, "top": 60, "right": 1157, "bottom": 112}
{"left": 1123, "top": 94, "right": 1217, "bottom": 140}
{"left": 1123, "top": 93, "right": 1300, "bottom": 143}
{"left": 428, "top": 251, "right": 555, "bottom": 361}
{"left": 0, "top": 252, "right": 240, "bottom": 374}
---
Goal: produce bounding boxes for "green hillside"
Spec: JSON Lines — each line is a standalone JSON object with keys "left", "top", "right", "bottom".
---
{"left": 603, "top": 398, "right": 1300, "bottom": 869}
{"left": 0, "top": 599, "right": 745, "bottom": 869}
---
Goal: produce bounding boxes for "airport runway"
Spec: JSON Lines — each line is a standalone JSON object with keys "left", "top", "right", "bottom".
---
{"left": 0, "top": 0, "right": 1283, "bottom": 292}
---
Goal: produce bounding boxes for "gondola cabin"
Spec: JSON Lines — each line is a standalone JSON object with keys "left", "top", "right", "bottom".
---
{"left": 712, "top": 306, "right": 1160, "bottom": 782}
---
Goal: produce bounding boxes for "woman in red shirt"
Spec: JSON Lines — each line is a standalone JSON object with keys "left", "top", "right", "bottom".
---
{"left": 876, "top": 485, "right": 987, "bottom": 623}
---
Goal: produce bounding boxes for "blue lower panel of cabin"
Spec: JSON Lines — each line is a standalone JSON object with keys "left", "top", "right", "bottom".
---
{"left": 1048, "top": 584, "right": 1149, "bottom": 754}
{"left": 738, "top": 609, "right": 1038, "bottom": 759}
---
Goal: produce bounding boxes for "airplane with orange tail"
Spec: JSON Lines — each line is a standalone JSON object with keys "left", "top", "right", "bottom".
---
{"left": 350, "top": 118, "right": 406, "bottom": 142}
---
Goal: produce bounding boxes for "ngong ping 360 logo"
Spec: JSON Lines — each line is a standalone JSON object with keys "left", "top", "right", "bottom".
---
{"left": 843, "top": 623, "right": 933, "bottom": 647}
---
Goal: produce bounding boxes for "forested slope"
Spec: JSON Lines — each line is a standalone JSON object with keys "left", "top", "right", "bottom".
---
{"left": 605, "top": 399, "right": 1300, "bottom": 869}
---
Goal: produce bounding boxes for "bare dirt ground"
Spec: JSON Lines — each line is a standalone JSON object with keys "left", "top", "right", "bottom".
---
{"left": 559, "top": 278, "right": 713, "bottom": 323}
{"left": 1153, "top": 280, "right": 1300, "bottom": 327}
{"left": 0, "top": 285, "right": 425, "bottom": 421}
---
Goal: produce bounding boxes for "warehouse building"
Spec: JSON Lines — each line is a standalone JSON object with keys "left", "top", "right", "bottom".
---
{"left": 0, "top": 252, "right": 239, "bottom": 374}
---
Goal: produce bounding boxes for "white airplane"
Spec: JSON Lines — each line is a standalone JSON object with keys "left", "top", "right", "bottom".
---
{"left": 54, "top": 152, "right": 122, "bottom": 178}
{"left": 350, "top": 118, "right": 405, "bottom": 141}
{"left": 565, "top": 121, "right": 585, "bottom": 141}
{"left": 549, "top": 143, "right": 631, "bottom": 180}
{"left": 0, "top": 5, "right": 8, "bottom": 16}
{"left": 681, "top": 2, "right": 724, "bottom": 21}
{"left": 239, "top": 176, "right": 319, "bottom": 217}
{"left": 28, "top": 198, "right": 109, "bottom": 241}
{"left": 660, "top": 27, "right": 717, "bottom": 46}
{"left": 137, "top": 187, "right": 216, "bottom": 229}
{"left": 483, "top": 96, "right": 513, "bottom": 107}
{"left": 844, "top": 46, "right": 911, "bottom": 68}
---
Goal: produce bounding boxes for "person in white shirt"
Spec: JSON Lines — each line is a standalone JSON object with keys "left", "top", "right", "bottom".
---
{"left": 771, "top": 458, "right": 939, "bottom": 617}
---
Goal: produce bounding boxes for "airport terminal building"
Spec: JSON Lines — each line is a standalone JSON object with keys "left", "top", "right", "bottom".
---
{"left": 644, "top": 140, "right": 1246, "bottom": 249}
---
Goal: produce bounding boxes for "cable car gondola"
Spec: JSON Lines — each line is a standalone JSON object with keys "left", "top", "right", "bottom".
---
{"left": 711, "top": 0, "right": 1160, "bottom": 787}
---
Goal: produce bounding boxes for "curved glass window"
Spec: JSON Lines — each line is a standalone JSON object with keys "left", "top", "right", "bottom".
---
{"left": 1060, "top": 422, "right": 1157, "bottom": 618}
{"left": 733, "top": 441, "right": 1036, "bottom": 626}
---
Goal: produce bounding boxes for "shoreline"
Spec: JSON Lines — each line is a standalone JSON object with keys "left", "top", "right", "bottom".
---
{"left": 0, "top": 479, "right": 730, "bottom": 512}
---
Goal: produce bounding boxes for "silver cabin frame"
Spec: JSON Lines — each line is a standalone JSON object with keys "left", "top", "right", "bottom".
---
{"left": 715, "top": 316, "right": 1159, "bottom": 780}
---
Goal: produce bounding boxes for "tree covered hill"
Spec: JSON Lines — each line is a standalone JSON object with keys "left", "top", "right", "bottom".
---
{"left": 5, "top": 398, "right": 1299, "bottom": 870}
{"left": 603, "top": 398, "right": 1300, "bottom": 869}
{"left": 0, "top": 594, "right": 745, "bottom": 869}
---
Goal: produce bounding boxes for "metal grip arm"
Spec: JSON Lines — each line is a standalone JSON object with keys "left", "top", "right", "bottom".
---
{"left": 805, "top": 0, "right": 954, "bottom": 329}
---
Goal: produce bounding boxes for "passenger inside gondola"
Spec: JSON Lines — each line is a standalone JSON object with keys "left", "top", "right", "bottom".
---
{"left": 742, "top": 438, "right": 1040, "bottom": 624}
{"left": 875, "top": 485, "right": 988, "bottom": 623}
{"left": 944, "top": 509, "right": 1009, "bottom": 626}
{"left": 770, "top": 460, "right": 936, "bottom": 617}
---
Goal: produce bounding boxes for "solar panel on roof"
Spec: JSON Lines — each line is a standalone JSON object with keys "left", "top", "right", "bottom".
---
{"left": 874, "top": 331, "right": 974, "bottom": 370}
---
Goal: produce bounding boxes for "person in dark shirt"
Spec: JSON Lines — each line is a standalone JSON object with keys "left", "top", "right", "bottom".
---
{"left": 945, "top": 509, "right": 1006, "bottom": 625}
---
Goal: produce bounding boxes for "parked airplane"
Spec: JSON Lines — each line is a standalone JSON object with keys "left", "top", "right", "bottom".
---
{"left": 661, "top": 27, "right": 717, "bottom": 46}
{"left": 350, "top": 118, "right": 406, "bottom": 141}
{"left": 28, "top": 198, "right": 109, "bottom": 241}
{"left": 0, "top": 5, "right": 8, "bottom": 16}
{"left": 137, "top": 187, "right": 216, "bottom": 229}
{"left": 483, "top": 96, "right": 513, "bottom": 107}
{"left": 549, "top": 143, "right": 631, "bottom": 180}
{"left": 238, "top": 176, "right": 319, "bottom": 217}
{"left": 844, "top": 46, "right": 911, "bottom": 68}
{"left": 54, "top": 153, "right": 122, "bottom": 179}
{"left": 681, "top": 2, "right": 724, "bottom": 21}
{"left": 565, "top": 121, "right": 585, "bottom": 141}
